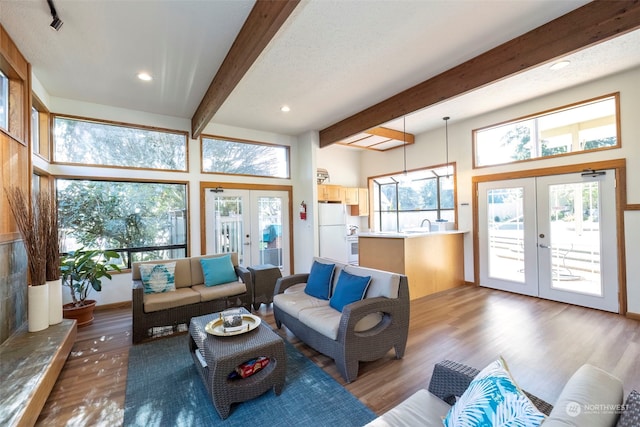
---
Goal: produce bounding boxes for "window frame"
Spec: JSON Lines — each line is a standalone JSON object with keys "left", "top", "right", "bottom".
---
{"left": 55, "top": 177, "right": 190, "bottom": 268}
{"left": 370, "top": 164, "right": 457, "bottom": 233}
{"left": 201, "top": 134, "right": 291, "bottom": 179}
{"left": 472, "top": 93, "right": 621, "bottom": 169}
{"left": 0, "top": 69, "right": 8, "bottom": 131}
{"left": 52, "top": 114, "right": 189, "bottom": 172}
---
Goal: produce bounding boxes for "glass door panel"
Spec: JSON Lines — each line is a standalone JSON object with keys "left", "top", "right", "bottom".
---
{"left": 205, "top": 191, "right": 250, "bottom": 266}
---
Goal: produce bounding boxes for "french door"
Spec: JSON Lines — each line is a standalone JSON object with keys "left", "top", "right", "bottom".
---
{"left": 205, "top": 189, "right": 290, "bottom": 275}
{"left": 478, "top": 171, "right": 618, "bottom": 312}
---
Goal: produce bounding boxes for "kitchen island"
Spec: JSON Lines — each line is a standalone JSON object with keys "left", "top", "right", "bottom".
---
{"left": 358, "top": 231, "right": 465, "bottom": 300}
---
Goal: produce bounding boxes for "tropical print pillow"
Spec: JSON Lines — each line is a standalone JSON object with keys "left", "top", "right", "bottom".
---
{"left": 139, "top": 262, "right": 176, "bottom": 294}
{"left": 443, "top": 357, "right": 546, "bottom": 427}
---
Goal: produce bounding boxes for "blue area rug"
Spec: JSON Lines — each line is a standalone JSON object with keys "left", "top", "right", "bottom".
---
{"left": 124, "top": 333, "right": 376, "bottom": 426}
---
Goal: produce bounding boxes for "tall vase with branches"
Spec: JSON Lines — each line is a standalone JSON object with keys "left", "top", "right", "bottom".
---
{"left": 5, "top": 186, "right": 49, "bottom": 331}
{"left": 42, "top": 191, "right": 63, "bottom": 324}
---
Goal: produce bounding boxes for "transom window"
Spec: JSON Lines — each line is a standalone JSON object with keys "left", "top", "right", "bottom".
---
{"left": 53, "top": 116, "right": 188, "bottom": 171}
{"left": 372, "top": 165, "right": 455, "bottom": 232}
{"left": 56, "top": 179, "right": 188, "bottom": 267}
{"left": 474, "top": 93, "right": 619, "bottom": 168}
{"left": 201, "top": 135, "right": 290, "bottom": 178}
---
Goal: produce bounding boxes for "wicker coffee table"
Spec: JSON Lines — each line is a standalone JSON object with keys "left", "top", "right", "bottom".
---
{"left": 188, "top": 309, "right": 286, "bottom": 419}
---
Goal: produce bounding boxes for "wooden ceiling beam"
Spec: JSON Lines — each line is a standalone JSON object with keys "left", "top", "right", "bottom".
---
{"left": 319, "top": 0, "right": 640, "bottom": 147}
{"left": 191, "top": 0, "right": 300, "bottom": 139}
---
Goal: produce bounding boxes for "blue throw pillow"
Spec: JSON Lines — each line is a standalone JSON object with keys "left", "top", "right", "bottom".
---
{"left": 139, "top": 262, "right": 176, "bottom": 294}
{"left": 329, "top": 270, "right": 371, "bottom": 312}
{"left": 200, "top": 255, "right": 237, "bottom": 287}
{"left": 304, "top": 261, "right": 336, "bottom": 300}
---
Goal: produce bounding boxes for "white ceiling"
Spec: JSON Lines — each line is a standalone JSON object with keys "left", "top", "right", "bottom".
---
{"left": 1, "top": 0, "right": 639, "bottom": 141}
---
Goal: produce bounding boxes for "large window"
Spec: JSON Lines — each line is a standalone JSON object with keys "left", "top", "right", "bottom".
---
{"left": 0, "top": 70, "right": 8, "bottom": 130}
{"left": 474, "top": 93, "right": 619, "bottom": 168}
{"left": 56, "top": 179, "right": 188, "bottom": 267}
{"left": 53, "top": 116, "right": 188, "bottom": 171}
{"left": 372, "top": 165, "right": 455, "bottom": 232}
{"left": 201, "top": 135, "right": 290, "bottom": 178}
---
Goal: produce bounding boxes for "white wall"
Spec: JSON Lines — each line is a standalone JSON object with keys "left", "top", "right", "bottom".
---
{"left": 360, "top": 66, "right": 640, "bottom": 314}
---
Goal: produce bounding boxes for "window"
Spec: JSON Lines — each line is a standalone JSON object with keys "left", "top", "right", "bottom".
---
{"left": 0, "top": 70, "right": 8, "bottom": 130}
{"left": 372, "top": 165, "right": 455, "bottom": 232}
{"left": 201, "top": 135, "right": 290, "bottom": 178}
{"left": 53, "top": 116, "right": 188, "bottom": 171}
{"left": 56, "top": 179, "right": 188, "bottom": 267}
{"left": 474, "top": 94, "right": 619, "bottom": 168}
{"left": 31, "top": 106, "right": 39, "bottom": 154}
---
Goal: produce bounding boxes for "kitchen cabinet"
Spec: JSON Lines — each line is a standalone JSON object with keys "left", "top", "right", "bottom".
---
{"left": 350, "top": 188, "right": 369, "bottom": 216}
{"left": 343, "top": 187, "right": 359, "bottom": 205}
{"left": 318, "top": 184, "right": 344, "bottom": 202}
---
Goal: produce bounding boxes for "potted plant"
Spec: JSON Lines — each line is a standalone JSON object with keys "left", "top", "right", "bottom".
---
{"left": 60, "top": 248, "right": 122, "bottom": 326}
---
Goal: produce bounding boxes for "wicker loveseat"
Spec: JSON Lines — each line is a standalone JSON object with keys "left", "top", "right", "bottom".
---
{"left": 132, "top": 253, "right": 253, "bottom": 343}
{"left": 366, "top": 359, "right": 636, "bottom": 427}
{"left": 273, "top": 257, "right": 409, "bottom": 383}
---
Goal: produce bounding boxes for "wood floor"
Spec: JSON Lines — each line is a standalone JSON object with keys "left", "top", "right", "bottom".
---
{"left": 36, "top": 285, "right": 640, "bottom": 426}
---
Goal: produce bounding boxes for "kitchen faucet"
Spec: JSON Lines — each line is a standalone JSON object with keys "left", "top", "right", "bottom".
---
{"left": 420, "top": 218, "right": 432, "bottom": 229}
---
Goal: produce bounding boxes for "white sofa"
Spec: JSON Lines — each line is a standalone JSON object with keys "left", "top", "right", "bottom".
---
{"left": 366, "top": 359, "right": 634, "bottom": 427}
{"left": 273, "top": 257, "right": 410, "bottom": 383}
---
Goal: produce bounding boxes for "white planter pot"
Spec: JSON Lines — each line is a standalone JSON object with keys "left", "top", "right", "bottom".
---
{"left": 47, "top": 279, "right": 63, "bottom": 325}
{"left": 28, "top": 283, "right": 49, "bottom": 332}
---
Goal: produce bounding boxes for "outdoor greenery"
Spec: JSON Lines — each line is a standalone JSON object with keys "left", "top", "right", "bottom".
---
{"left": 53, "top": 116, "right": 187, "bottom": 170}
{"left": 202, "top": 137, "right": 289, "bottom": 178}
{"left": 57, "top": 179, "right": 187, "bottom": 264}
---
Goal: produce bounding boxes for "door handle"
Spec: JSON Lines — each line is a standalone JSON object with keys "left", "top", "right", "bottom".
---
{"left": 538, "top": 244, "right": 551, "bottom": 249}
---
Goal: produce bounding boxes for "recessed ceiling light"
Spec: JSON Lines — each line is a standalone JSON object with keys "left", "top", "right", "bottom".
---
{"left": 549, "top": 60, "right": 570, "bottom": 71}
{"left": 137, "top": 72, "right": 153, "bottom": 81}
{"left": 280, "top": 105, "right": 291, "bottom": 113}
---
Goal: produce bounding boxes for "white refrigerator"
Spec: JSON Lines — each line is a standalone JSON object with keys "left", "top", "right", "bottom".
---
{"left": 318, "top": 203, "right": 349, "bottom": 263}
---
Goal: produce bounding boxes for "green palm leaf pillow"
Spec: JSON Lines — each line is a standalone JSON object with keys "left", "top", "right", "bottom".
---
{"left": 443, "top": 357, "right": 546, "bottom": 427}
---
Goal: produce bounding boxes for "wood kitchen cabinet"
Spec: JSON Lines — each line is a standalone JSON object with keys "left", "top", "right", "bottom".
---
{"left": 350, "top": 188, "right": 369, "bottom": 216}
{"left": 343, "top": 187, "right": 359, "bottom": 205}
{"left": 318, "top": 184, "right": 344, "bottom": 202}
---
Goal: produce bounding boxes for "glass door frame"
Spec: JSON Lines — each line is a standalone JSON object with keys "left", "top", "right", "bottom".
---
{"left": 472, "top": 159, "right": 627, "bottom": 314}
{"left": 199, "top": 182, "right": 293, "bottom": 275}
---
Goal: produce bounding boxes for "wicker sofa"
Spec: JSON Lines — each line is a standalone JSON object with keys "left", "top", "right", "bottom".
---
{"left": 132, "top": 253, "right": 253, "bottom": 343}
{"left": 366, "top": 360, "right": 636, "bottom": 427}
{"left": 273, "top": 257, "right": 409, "bottom": 383}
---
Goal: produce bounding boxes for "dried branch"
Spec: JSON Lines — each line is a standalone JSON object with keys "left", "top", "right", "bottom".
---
{"left": 41, "top": 191, "right": 61, "bottom": 281}
{"left": 5, "top": 186, "right": 47, "bottom": 286}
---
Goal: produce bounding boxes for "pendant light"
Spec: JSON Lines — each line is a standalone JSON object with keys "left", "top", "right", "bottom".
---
{"left": 399, "top": 116, "right": 411, "bottom": 184}
{"left": 443, "top": 116, "right": 450, "bottom": 177}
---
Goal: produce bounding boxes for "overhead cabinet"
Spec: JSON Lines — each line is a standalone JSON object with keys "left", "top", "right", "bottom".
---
{"left": 343, "top": 187, "right": 359, "bottom": 205}
{"left": 350, "top": 188, "right": 369, "bottom": 216}
{"left": 318, "top": 184, "right": 344, "bottom": 202}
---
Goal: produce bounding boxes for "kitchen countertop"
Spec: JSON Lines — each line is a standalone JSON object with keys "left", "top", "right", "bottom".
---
{"left": 358, "top": 230, "right": 467, "bottom": 238}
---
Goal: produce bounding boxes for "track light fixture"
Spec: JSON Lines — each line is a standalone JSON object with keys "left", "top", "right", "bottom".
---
{"left": 47, "top": 0, "right": 63, "bottom": 31}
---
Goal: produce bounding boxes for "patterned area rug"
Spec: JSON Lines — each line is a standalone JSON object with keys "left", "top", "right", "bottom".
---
{"left": 124, "top": 333, "right": 376, "bottom": 426}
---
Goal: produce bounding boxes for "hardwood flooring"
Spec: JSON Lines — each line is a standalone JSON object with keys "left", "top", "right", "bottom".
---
{"left": 36, "top": 285, "right": 640, "bottom": 426}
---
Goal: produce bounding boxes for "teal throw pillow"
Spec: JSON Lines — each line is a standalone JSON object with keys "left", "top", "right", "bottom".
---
{"left": 443, "top": 357, "right": 546, "bottom": 427}
{"left": 139, "top": 262, "right": 176, "bottom": 294}
{"left": 329, "top": 270, "right": 371, "bottom": 312}
{"left": 304, "top": 261, "right": 336, "bottom": 300}
{"left": 201, "top": 255, "right": 237, "bottom": 287}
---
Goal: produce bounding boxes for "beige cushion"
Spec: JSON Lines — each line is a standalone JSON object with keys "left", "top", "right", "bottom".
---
{"left": 344, "top": 264, "right": 400, "bottom": 299}
{"left": 133, "top": 258, "right": 193, "bottom": 289}
{"left": 544, "top": 364, "right": 623, "bottom": 427}
{"left": 192, "top": 282, "right": 246, "bottom": 302}
{"left": 143, "top": 288, "right": 200, "bottom": 312}
{"left": 190, "top": 253, "right": 239, "bottom": 286}
{"left": 273, "top": 290, "right": 330, "bottom": 319}
{"left": 297, "top": 305, "right": 384, "bottom": 340}
{"left": 364, "top": 389, "right": 450, "bottom": 427}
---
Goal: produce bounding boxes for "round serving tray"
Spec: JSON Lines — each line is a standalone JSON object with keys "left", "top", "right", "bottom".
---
{"left": 205, "top": 314, "right": 261, "bottom": 336}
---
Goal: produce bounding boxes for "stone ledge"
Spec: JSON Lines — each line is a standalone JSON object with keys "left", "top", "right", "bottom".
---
{"left": 0, "top": 319, "right": 76, "bottom": 427}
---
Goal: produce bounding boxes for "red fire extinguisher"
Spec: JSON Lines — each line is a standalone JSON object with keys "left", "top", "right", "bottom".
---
{"left": 299, "top": 201, "right": 307, "bottom": 220}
